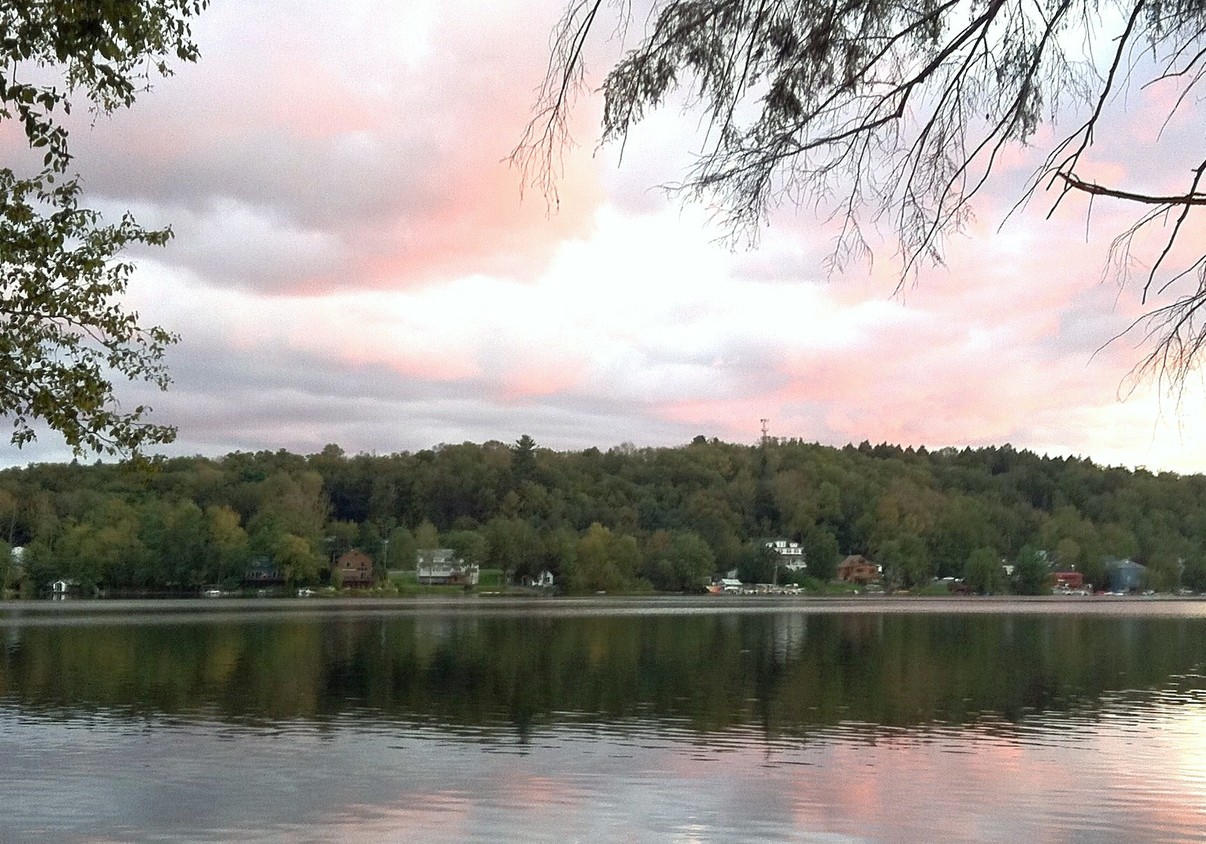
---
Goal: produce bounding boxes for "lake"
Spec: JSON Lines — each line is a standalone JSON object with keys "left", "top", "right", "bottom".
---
{"left": 3, "top": 597, "right": 1206, "bottom": 842}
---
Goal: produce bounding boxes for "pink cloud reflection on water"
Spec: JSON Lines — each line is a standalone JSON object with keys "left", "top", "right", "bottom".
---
{"left": 263, "top": 713, "right": 1206, "bottom": 843}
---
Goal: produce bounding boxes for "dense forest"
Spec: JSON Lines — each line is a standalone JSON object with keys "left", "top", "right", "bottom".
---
{"left": 1, "top": 436, "right": 1204, "bottom": 596}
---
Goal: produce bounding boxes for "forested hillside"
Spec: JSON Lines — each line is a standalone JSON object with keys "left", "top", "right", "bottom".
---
{"left": 2, "top": 437, "right": 1204, "bottom": 595}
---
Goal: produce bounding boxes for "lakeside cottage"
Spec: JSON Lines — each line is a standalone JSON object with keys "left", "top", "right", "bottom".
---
{"left": 243, "top": 557, "right": 284, "bottom": 587}
{"left": 522, "top": 569, "right": 555, "bottom": 589}
{"left": 416, "top": 548, "right": 480, "bottom": 586}
{"left": 764, "top": 539, "right": 807, "bottom": 571}
{"left": 837, "top": 555, "right": 881, "bottom": 585}
{"left": 51, "top": 578, "right": 79, "bottom": 595}
{"left": 333, "top": 549, "right": 374, "bottom": 588}
{"left": 1053, "top": 571, "right": 1085, "bottom": 592}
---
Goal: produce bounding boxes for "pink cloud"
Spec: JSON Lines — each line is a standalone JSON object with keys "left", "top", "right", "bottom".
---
{"left": 65, "top": 0, "right": 605, "bottom": 295}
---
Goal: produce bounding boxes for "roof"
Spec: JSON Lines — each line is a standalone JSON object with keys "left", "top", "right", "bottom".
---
{"left": 336, "top": 548, "right": 373, "bottom": 567}
{"left": 1105, "top": 558, "right": 1146, "bottom": 572}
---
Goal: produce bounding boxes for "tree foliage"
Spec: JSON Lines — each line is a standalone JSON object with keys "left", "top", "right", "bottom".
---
{"left": 963, "top": 546, "right": 1003, "bottom": 594}
{"left": 1013, "top": 544, "right": 1049, "bottom": 594}
{"left": 3, "top": 436, "right": 1206, "bottom": 596}
{"left": 1, "top": 0, "right": 208, "bottom": 455}
{"left": 517, "top": 0, "right": 1206, "bottom": 380}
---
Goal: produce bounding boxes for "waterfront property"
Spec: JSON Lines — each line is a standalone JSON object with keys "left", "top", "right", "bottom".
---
{"left": 243, "top": 557, "right": 284, "bottom": 587}
{"left": 765, "top": 538, "right": 807, "bottom": 571}
{"left": 1053, "top": 571, "right": 1085, "bottom": 591}
{"left": 416, "top": 548, "right": 480, "bottom": 586}
{"left": 50, "top": 578, "right": 78, "bottom": 596}
{"left": 1105, "top": 558, "right": 1148, "bottom": 593}
{"left": 332, "top": 549, "right": 374, "bottom": 588}
{"left": 838, "top": 555, "right": 881, "bottom": 585}
{"left": 522, "top": 569, "right": 555, "bottom": 588}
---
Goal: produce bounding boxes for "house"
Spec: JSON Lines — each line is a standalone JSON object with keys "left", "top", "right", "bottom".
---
{"left": 243, "top": 557, "right": 283, "bottom": 586}
{"left": 708, "top": 577, "right": 742, "bottom": 594}
{"left": 416, "top": 548, "right": 480, "bottom": 586}
{"left": 332, "top": 548, "right": 374, "bottom": 588}
{"left": 1105, "top": 558, "right": 1147, "bottom": 593}
{"left": 51, "top": 578, "right": 79, "bottom": 596}
{"left": 765, "top": 539, "right": 808, "bottom": 571}
{"left": 1052, "top": 571, "right": 1085, "bottom": 592}
{"left": 838, "top": 555, "right": 881, "bottom": 585}
{"left": 522, "top": 569, "right": 555, "bottom": 588}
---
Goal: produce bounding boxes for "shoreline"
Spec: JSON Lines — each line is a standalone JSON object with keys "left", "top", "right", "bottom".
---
{"left": 2, "top": 593, "right": 1204, "bottom": 624}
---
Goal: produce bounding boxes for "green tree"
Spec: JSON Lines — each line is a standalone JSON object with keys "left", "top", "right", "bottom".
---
{"left": 141, "top": 498, "right": 208, "bottom": 587}
{"left": 273, "top": 533, "right": 323, "bottom": 586}
{"left": 1013, "top": 545, "right": 1049, "bottom": 596}
{"left": 385, "top": 526, "right": 416, "bottom": 574}
{"left": 0, "top": 488, "right": 17, "bottom": 546}
{"left": 879, "top": 533, "right": 931, "bottom": 590}
{"left": 325, "top": 520, "right": 360, "bottom": 557}
{"left": 414, "top": 519, "right": 440, "bottom": 550}
{"left": 567, "top": 523, "right": 639, "bottom": 593}
{"left": 641, "top": 529, "right": 714, "bottom": 592}
{"left": 245, "top": 470, "right": 328, "bottom": 550}
{"left": 53, "top": 499, "right": 147, "bottom": 589}
{"left": 512, "top": 434, "right": 538, "bottom": 485}
{"left": 802, "top": 528, "right": 840, "bottom": 583}
{"left": 21, "top": 538, "right": 53, "bottom": 595}
{"left": 522, "top": 0, "right": 1206, "bottom": 379}
{"left": 963, "top": 547, "right": 1003, "bottom": 595}
{"left": 444, "top": 529, "right": 487, "bottom": 566}
{"left": 484, "top": 516, "right": 539, "bottom": 581}
{"left": 735, "top": 540, "right": 777, "bottom": 585}
{"left": 2, "top": 1, "right": 209, "bottom": 454}
{"left": 205, "top": 504, "right": 248, "bottom": 584}
{"left": 1183, "top": 554, "right": 1206, "bottom": 593}
{"left": 0, "top": 537, "right": 10, "bottom": 596}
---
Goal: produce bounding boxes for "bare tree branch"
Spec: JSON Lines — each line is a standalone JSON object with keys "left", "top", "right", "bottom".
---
{"left": 519, "top": 0, "right": 1206, "bottom": 384}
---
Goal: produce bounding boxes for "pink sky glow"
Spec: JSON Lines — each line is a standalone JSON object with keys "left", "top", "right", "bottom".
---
{"left": 5, "top": 0, "right": 1206, "bottom": 472}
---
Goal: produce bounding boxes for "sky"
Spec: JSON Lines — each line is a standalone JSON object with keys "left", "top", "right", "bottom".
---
{"left": 4, "top": 0, "right": 1206, "bottom": 471}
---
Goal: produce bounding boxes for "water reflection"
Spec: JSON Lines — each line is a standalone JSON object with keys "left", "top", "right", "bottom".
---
{"left": 2, "top": 604, "right": 1206, "bottom": 842}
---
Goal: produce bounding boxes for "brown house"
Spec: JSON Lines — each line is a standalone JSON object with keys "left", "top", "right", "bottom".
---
{"left": 333, "top": 549, "right": 375, "bottom": 588}
{"left": 838, "top": 555, "right": 881, "bottom": 585}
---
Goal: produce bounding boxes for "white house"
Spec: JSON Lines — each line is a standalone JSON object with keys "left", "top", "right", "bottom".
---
{"left": 765, "top": 539, "right": 807, "bottom": 571}
{"left": 51, "top": 578, "right": 78, "bottom": 595}
{"left": 523, "top": 569, "right": 555, "bottom": 588}
{"left": 416, "top": 549, "right": 480, "bottom": 586}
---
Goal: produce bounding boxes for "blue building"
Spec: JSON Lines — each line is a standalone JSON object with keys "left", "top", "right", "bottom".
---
{"left": 1104, "top": 558, "right": 1147, "bottom": 593}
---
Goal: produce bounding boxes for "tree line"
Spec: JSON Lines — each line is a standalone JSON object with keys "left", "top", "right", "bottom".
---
{"left": 2, "top": 435, "right": 1205, "bottom": 595}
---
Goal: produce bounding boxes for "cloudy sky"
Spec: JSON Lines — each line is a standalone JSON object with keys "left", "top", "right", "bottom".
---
{"left": 5, "top": 0, "right": 1206, "bottom": 470}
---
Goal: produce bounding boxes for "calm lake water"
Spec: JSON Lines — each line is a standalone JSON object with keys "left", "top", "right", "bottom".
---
{"left": 3, "top": 597, "right": 1206, "bottom": 842}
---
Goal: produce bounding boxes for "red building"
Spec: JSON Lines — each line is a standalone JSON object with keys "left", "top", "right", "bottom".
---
{"left": 838, "top": 555, "right": 881, "bottom": 585}
{"left": 333, "top": 549, "right": 374, "bottom": 588}
{"left": 1053, "top": 571, "right": 1084, "bottom": 590}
